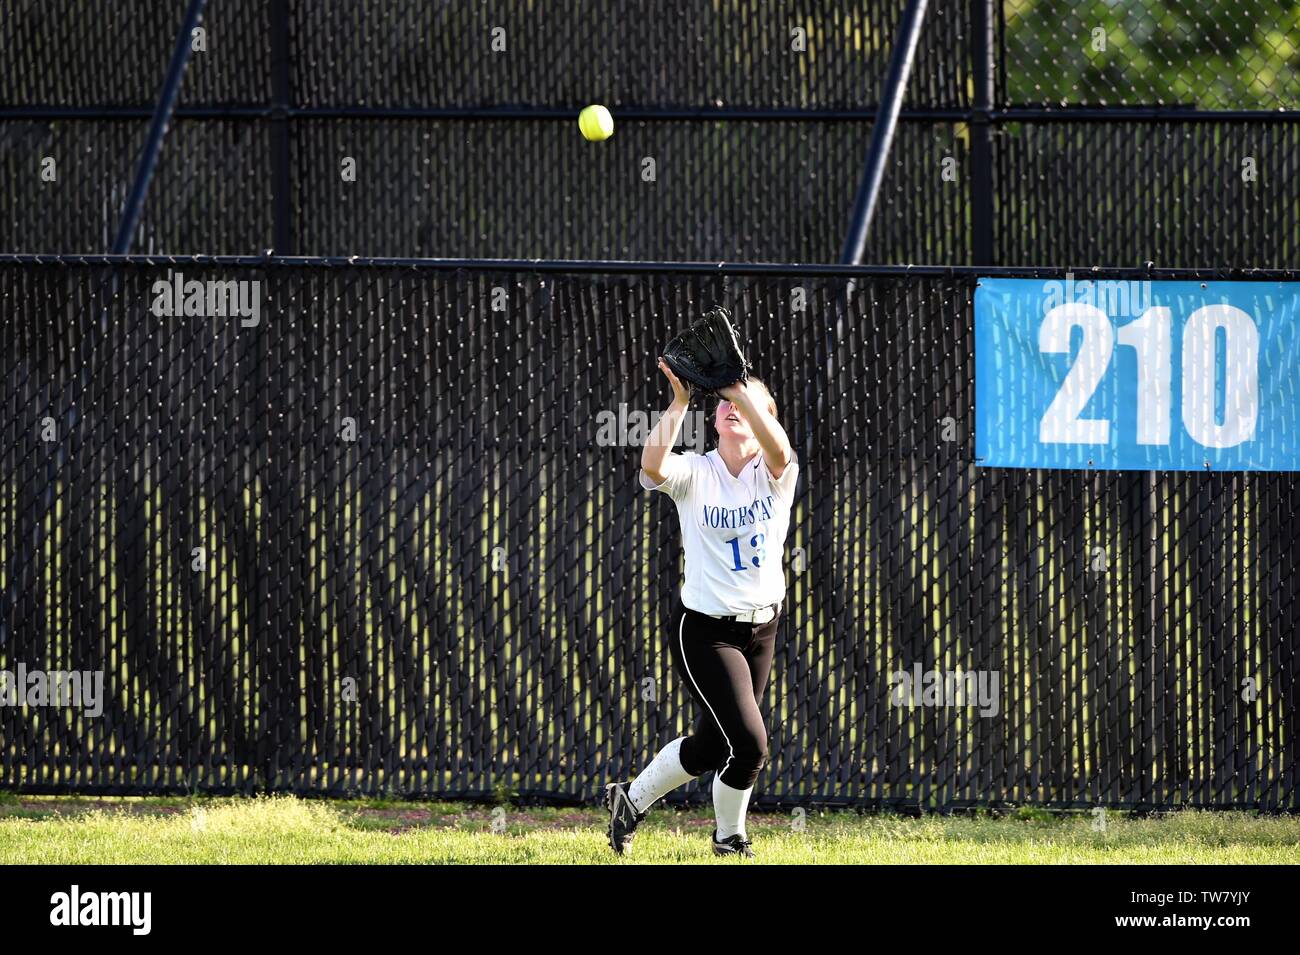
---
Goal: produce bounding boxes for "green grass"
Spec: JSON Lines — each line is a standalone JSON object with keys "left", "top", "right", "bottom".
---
{"left": 0, "top": 794, "right": 1297, "bottom": 864}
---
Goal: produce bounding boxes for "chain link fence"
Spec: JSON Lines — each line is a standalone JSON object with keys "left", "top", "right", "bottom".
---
{"left": 1, "top": 1, "right": 1296, "bottom": 264}
{"left": 1, "top": 256, "right": 1296, "bottom": 808}
{"left": 1001, "top": 0, "right": 1300, "bottom": 109}
{"left": 2, "top": 3, "right": 1298, "bottom": 810}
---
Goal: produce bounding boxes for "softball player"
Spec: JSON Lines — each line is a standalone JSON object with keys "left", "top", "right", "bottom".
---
{"left": 606, "top": 357, "right": 798, "bottom": 859}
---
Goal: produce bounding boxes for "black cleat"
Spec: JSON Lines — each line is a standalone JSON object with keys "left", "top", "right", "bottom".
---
{"left": 604, "top": 781, "right": 646, "bottom": 856}
{"left": 711, "top": 829, "right": 755, "bottom": 859}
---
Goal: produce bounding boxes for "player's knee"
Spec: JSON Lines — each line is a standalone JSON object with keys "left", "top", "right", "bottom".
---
{"left": 721, "top": 747, "right": 768, "bottom": 790}
{"left": 679, "top": 734, "right": 727, "bottom": 777}
{"left": 732, "top": 730, "right": 769, "bottom": 775}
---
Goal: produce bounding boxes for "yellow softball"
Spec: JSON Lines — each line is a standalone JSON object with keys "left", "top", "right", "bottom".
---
{"left": 578, "top": 105, "right": 614, "bottom": 142}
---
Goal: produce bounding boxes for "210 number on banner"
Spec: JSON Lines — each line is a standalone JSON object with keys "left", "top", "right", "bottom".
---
{"left": 974, "top": 278, "right": 1300, "bottom": 471}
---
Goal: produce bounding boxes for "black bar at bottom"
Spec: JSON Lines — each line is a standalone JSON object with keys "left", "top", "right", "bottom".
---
{"left": 0, "top": 864, "right": 1283, "bottom": 937}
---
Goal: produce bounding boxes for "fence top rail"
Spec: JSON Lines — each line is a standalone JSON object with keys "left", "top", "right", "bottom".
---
{"left": 2, "top": 254, "right": 1299, "bottom": 281}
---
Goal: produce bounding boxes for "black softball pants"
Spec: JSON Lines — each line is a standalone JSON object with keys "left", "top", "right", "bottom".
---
{"left": 667, "top": 595, "right": 780, "bottom": 790}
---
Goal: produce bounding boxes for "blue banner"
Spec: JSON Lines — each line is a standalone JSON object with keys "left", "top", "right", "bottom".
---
{"left": 975, "top": 277, "right": 1300, "bottom": 471}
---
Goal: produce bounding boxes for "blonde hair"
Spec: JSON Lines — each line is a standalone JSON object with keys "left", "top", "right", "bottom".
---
{"left": 744, "top": 377, "right": 778, "bottom": 416}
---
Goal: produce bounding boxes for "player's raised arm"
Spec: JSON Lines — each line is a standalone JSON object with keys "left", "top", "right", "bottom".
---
{"left": 716, "top": 379, "right": 793, "bottom": 479}
{"left": 640, "top": 357, "right": 691, "bottom": 484}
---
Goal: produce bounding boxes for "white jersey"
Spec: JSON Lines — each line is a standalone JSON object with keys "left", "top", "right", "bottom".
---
{"left": 640, "top": 449, "right": 799, "bottom": 615}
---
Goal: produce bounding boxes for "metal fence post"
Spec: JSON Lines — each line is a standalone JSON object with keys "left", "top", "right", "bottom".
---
{"left": 111, "top": 0, "right": 208, "bottom": 253}
{"left": 839, "top": 0, "right": 930, "bottom": 264}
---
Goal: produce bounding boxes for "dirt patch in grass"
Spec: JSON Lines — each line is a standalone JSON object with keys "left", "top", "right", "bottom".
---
{"left": 351, "top": 807, "right": 441, "bottom": 823}
{"left": 5, "top": 798, "right": 731, "bottom": 833}
{"left": 7, "top": 799, "right": 186, "bottom": 818}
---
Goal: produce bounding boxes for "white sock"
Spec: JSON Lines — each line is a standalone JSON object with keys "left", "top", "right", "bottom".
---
{"left": 712, "top": 774, "right": 753, "bottom": 840}
{"left": 628, "top": 737, "right": 696, "bottom": 812}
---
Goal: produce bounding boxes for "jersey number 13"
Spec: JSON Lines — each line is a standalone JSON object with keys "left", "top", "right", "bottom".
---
{"left": 725, "top": 533, "right": 766, "bottom": 571}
